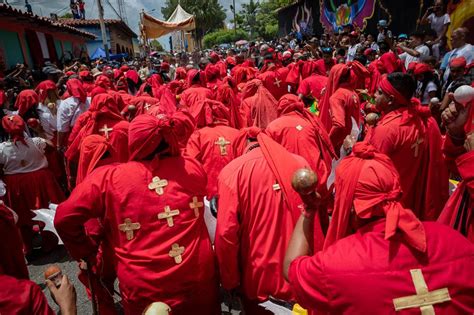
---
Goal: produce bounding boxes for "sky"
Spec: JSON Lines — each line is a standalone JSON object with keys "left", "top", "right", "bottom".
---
{"left": 7, "top": 0, "right": 244, "bottom": 49}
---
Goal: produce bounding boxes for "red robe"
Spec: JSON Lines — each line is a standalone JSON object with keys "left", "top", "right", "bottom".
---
{"left": 438, "top": 150, "right": 474, "bottom": 242}
{"left": 313, "top": 58, "right": 335, "bottom": 77}
{"left": 366, "top": 107, "right": 449, "bottom": 220}
{"left": 179, "top": 85, "right": 213, "bottom": 111}
{"left": 326, "top": 86, "right": 360, "bottom": 153}
{"left": 0, "top": 204, "right": 29, "bottom": 279}
{"left": 257, "top": 69, "right": 287, "bottom": 101}
{"left": 288, "top": 220, "right": 474, "bottom": 314}
{"left": 297, "top": 74, "right": 328, "bottom": 100}
{"left": 186, "top": 124, "right": 239, "bottom": 198}
{"left": 55, "top": 157, "right": 219, "bottom": 315}
{"left": 0, "top": 274, "right": 55, "bottom": 315}
{"left": 216, "top": 144, "right": 308, "bottom": 305}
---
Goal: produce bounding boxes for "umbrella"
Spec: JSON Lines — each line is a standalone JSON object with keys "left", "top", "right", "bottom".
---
{"left": 235, "top": 40, "right": 248, "bottom": 46}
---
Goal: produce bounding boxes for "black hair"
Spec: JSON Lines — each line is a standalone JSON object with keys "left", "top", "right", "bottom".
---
{"left": 354, "top": 54, "right": 367, "bottom": 65}
{"left": 378, "top": 41, "right": 389, "bottom": 53}
{"left": 387, "top": 72, "right": 416, "bottom": 100}
{"left": 410, "top": 30, "right": 425, "bottom": 40}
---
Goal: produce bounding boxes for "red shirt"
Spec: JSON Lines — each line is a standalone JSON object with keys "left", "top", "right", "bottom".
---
{"left": 215, "top": 147, "right": 307, "bottom": 302}
{"left": 186, "top": 124, "right": 239, "bottom": 198}
{"left": 366, "top": 108, "right": 449, "bottom": 220}
{"left": 289, "top": 220, "right": 474, "bottom": 314}
{"left": 55, "top": 156, "right": 219, "bottom": 314}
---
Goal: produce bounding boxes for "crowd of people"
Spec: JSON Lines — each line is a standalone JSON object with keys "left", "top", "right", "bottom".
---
{"left": 0, "top": 4, "right": 474, "bottom": 314}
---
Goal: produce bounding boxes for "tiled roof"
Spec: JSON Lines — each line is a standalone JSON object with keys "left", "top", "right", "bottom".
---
{"left": 0, "top": 4, "right": 95, "bottom": 39}
{"left": 60, "top": 18, "right": 137, "bottom": 38}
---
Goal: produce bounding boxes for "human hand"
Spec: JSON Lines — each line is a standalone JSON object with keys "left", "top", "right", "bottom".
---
{"left": 46, "top": 275, "right": 77, "bottom": 315}
{"left": 465, "top": 132, "right": 474, "bottom": 152}
{"left": 300, "top": 191, "right": 321, "bottom": 212}
{"left": 442, "top": 98, "right": 470, "bottom": 136}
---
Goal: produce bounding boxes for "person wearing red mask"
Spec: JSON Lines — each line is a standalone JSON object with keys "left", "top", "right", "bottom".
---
{"left": 284, "top": 143, "right": 474, "bottom": 315}
{"left": 55, "top": 112, "right": 219, "bottom": 315}
{"left": 0, "top": 115, "right": 64, "bottom": 254}
{"left": 366, "top": 73, "right": 449, "bottom": 220}
{"left": 215, "top": 128, "right": 309, "bottom": 314}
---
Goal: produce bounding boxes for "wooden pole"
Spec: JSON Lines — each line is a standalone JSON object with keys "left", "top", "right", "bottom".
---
{"left": 97, "top": 0, "right": 110, "bottom": 60}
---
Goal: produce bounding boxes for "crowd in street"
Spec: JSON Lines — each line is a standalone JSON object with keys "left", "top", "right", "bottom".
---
{"left": 0, "top": 1, "right": 474, "bottom": 313}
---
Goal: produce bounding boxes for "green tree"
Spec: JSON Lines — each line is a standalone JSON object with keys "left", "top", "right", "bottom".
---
{"left": 203, "top": 29, "right": 249, "bottom": 48}
{"left": 240, "top": 0, "right": 260, "bottom": 38}
{"left": 60, "top": 12, "right": 73, "bottom": 18}
{"left": 255, "top": 0, "right": 293, "bottom": 40}
{"left": 150, "top": 39, "right": 164, "bottom": 51}
{"left": 161, "top": 0, "right": 226, "bottom": 46}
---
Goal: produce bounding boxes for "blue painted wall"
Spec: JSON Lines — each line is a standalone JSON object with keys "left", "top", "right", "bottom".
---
{"left": 73, "top": 25, "right": 111, "bottom": 57}
{"left": 0, "top": 29, "right": 24, "bottom": 69}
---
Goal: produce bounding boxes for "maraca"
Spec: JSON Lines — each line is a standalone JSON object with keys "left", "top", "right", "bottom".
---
{"left": 453, "top": 85, "right": 474, "bottom": 105}
{"left": 291, "top": 168, "right": 318, "bottom": 195}
{"left": 143, "top": 302, "right": 171, "bottom": 315}
{"left": 365, "top": 113, "right": 379, "bottom": 126}
{"left": 27, "top": 118, "right": 39, "bottom": 129}
{"left": 44, "top": 265, "right": 62, "bottom": 288}
{"left": 127, "top": 105, "right": 137, "bottom": 113}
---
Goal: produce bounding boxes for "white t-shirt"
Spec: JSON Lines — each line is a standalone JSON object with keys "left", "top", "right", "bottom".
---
{"left": 400, "top": 45, "right": 430, "bottom": 69}
{"left": 346, "top": 43, "right": 361, "bottom": 62}
{"left": 0, "top": 137, "right": 48, "bottom": 175}
{"left": 417, "top": 81, "right": 437, "bottom": 105}
{"left": 427, "top": 13, "right": 450, "bottom": 37}
{"left": 442, "top": 43, "right": 474, "bottom": 81}
{"left": 57, "top": 96, "right": 90, "bottom": 133}
{"left": 37, "top": 102, "right": 58, "bottom": 141}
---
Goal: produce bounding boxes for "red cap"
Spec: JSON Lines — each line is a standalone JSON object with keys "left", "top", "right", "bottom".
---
{"left": 450, "top": 57, "right": 467, "bottom": 68}
{"left": 363, "top": 48, "right": 375, "bottom": 56}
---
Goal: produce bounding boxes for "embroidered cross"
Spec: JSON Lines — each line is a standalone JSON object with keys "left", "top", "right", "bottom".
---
{"left": 296, "top": 125, "right": 303, "bottom": 131}
{"left": 169, "top": 243, "right": 185, "bottom": 264}
{"left": 189, "top": 196, "right": 203, "bottom": 218}
{"left": 118, "top": 218, "right": 141, "bottom": 240}
{"left": 411, "top": 137, "right": 424, "bottom": 158}
{"left": 148, "top": 176, "right": 168, "bottom": 195}
{"left": 274, "top": 78, "right": 282, "bottom": 87}
{"left": 144, "top": 103, "right": 151, "bottom": 111}
{"left": 215, "top": 137, "right": 231, "bottom": 156}
{"left": 157, "top": 206, "right": 180, "bottom": 227}
{"left": 393, "top": 269, "right": 451, "bottom": 314}
{"left": 99, "top": 124, "right": 113, "bottom": 140}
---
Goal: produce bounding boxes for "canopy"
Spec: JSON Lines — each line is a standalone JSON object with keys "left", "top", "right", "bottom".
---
{"left": 142, "top": 4, "right": 196, "bottom": 39}
{"left": 90, "top": 47, "right": 128, "bottom": 60}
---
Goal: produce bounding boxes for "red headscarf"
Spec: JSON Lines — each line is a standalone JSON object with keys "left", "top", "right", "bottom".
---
{"left": 378, "top": 75, "right": 411, "bottom": 106}
{"left": 90, "top": 86, "right": 107, "bottom": 99}
{"left": 378, "top": 51, "right": 404, "bottom": 74}
{"left": 233, "top": 66, "right": 257, "bottom": 86}
{"left": 76, "top": 134, "right": 111, "bottom": 185}
{"left": 185, "top": 69, "right": 201, "bottom": 88}
{"left": 318, "top": 64, "right": 351, "bottom": 130}
{"left": 241, "top": 79, "right": 263, "bottom": 100}
{"left": 65, "top": 94, "right": 123, "bottom": 161}
{"left": 66, "top": 78, "right": 87, "bottom": 103}
{"left": 2, "top": 115, "right": 26, "bottom": 145}
{"left": 191, "top": 99, "right": 230, "bottom": 128}
{"left": 251, "top": 85, "right": 278, "bottom": 129}
{"left": 128, "top": 111, "right": 195, "bottom": 161}
{"left": 35, "top": 80, "right": 57, "bottom": 104}
{"left": 449, "top": 57, "right": 467, "bottom": 68}
{"left": 95, "top": 75, "right": 113, "bottom": 90}
{"left": 126, "top": 70, "right": 140, "bottom": 85}
{"left": 324, "top": 142, "right": 427, "bottom": 252}
{"left": 413, "top": 63, "right": 433, "bottom": 76}
{"left": 14, "top": 90, "right": 38, "bottom": 116}
{"left": 216, "top": 83, "right": 244, "bottom": 129}
{"left": 160, "top": 62, "right": 170, "bottom": 72}
{"left": 205, "top": 64, "right": 220, "bottom": 82}
{"left": 175, "top": 67, "right": 187, "bottom": 80}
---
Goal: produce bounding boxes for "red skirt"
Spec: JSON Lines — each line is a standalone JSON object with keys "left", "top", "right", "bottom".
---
{"left": 3, "top": 168, "right": 65, "bottom": 226}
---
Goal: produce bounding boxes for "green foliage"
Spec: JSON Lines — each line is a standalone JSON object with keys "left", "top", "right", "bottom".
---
{"left": 60, "top": 12, "right": 73, "bottom": 18}
{"left": 161, "top": 0, "right": 226, "bottom": 42}
{"left": 150, "top": 39, "right": 164, "bottom": 51}
{"left": 203, "top": 29, "right": 249, "bottom": 48}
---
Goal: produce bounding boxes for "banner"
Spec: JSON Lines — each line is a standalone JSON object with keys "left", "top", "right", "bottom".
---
{"left": 320, "top": 0, "right": 376, "bottom": 32}
{"left": 447, "top": 0, "right": 474, "bottom": 45}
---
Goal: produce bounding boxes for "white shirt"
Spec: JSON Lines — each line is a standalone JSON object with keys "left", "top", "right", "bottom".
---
{"left": 57, "top": 96, "right": 90, "bottom": 133}
{"left": 346, "top": 43, "right": 361, "bottom": 62}
{"left": 442, "top": 43, "right": 474, "bottom": 81}
{"left": 0, "top": 137, "right": 48, "bottom": 175}
{"left": 400, "top": 44, "right": 430, "bottom": 69}
{"left": 37, "top": 102, "right": 58, "bottom": 141}
{"left": 417, "top": 81, "right": 438, "bottom": 105}
{"left": 427, "top": 13, "right": 450, "bottom": 37}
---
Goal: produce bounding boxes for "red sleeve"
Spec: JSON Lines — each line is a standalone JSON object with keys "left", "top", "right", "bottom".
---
{"left": 185, "top": 131, "right": 202, "bottom": 161}
{"left": 288, "top": 255, "right": 330, "bottom": 311}
{"left": 442, "top": 135, "right": 467, "bottom": 175}
{"left": 366, "top": 123, "right": 396, "bottom": 155}
{"left": 29, "top": 280, "right": 55, "bottom": 315}
{"left": 215, "top": 178, "right": 241, "bottom": 290}
{"left": 457, "top": 151, "right": 474, "bottom": 199}
{"left": 54, "top": 166, "right": 111, "bottom": 261}
{"left": 328, "top": 94, "right": 348, "bottom": 151}
{"left": 297, "top": 79, "right": 310, "bottom": 96}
